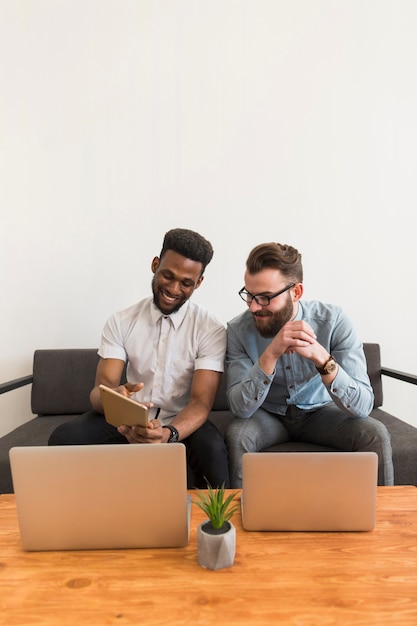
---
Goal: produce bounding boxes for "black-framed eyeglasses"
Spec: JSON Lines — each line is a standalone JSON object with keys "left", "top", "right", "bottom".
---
{"left": 238, "top": 283, "right": 295, "bottom": 306}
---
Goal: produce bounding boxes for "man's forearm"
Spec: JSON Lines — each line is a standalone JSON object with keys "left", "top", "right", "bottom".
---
{"left": 169, "top": 402, "right": 210, "bottom": 440}
{"left": 227, "top": 360, "right": 274, "bottom": 419}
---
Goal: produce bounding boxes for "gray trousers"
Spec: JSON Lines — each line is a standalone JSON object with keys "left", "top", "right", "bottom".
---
{"left": 225, "top": 404, "right": 394, "bottom": 488}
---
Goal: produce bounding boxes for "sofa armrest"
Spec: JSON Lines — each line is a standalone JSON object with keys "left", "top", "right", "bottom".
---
{"left": 0, "top": 375, "right": 33, "bottom": 395}
{"left": 381, "top": 367, "right": 417, "bottom": 386}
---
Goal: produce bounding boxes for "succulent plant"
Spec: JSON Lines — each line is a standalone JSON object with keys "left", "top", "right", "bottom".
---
{"left": 194, "top": 481, "right": 239, "bottom": 530}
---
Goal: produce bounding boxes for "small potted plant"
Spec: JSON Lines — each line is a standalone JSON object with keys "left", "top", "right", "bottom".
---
{"left": 194, "top": 481, "right": 239, "bottom": 570}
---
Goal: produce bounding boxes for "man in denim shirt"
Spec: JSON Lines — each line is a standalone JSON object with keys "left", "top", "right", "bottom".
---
{"left": 225, "top": 242, "right": 393, "bottom": 487}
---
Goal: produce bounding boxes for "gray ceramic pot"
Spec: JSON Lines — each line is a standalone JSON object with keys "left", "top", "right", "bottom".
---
{"left": 197, "top": 520, "right": 236, "bottom": 570}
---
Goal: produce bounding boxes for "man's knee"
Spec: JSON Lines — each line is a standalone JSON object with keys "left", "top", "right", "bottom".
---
{"left": 225, "top": 417, "right": 264, "bottom": 453}
{"left": 48, "top": 421, "right": 77, "bottom": 445}
{"left": 225, "top": 418, "right": 246, "bottom": 449}
{"left": 187, "top": 420, "right": 227, "bottom": 455}
{"left": 225, "top": 418, "right": 242, "bottom": 442}
{"left": 185, "top": 421, "right": 229, "bottom": 488}
{"left": 48, "top": 411, "right": 124, "bottom": 446}
{"left": 357, "top": 417, "right": 391, "bottom": 447}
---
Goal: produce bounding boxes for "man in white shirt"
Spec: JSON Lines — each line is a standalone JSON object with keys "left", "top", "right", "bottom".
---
{"left": 49, "top": 228, "right": 229, "bottom": 488}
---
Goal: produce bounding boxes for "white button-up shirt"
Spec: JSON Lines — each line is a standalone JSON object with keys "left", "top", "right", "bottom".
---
{"left": 98, "top": 297, "right": 226, "bottom": 423}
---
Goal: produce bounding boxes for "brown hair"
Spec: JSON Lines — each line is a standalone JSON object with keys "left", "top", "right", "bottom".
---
{"left": 246, "top": 243, "right": 303, "bottom": 282}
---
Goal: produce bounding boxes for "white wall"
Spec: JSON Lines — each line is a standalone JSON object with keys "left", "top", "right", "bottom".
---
{"left": 1, "top": 0, "right": 417, "bottom": 437}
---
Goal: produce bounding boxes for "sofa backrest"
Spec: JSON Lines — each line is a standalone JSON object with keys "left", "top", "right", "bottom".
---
{"left": 30, "top": 343, "right": 382, "bottom": 416}
{"left": 31, "top": 349, "right": 100, "bottom": 415}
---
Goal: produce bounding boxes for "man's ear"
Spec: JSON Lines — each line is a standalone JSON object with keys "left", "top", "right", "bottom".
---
{"left": 151, "top": 257, "right": 159, "bottom": 274}
{"left": 293, "top": 283, "right": 303, "bottom": 301}
{"left": 195, "top": 274, "right": 204, "bottom": 290}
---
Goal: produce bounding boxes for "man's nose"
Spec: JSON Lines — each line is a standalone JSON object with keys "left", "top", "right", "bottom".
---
{"left": 248, "top": 298, "right": 263, "bottom": 312}
{"left": 170, "top": 281, "right": 182, "bottom": 295}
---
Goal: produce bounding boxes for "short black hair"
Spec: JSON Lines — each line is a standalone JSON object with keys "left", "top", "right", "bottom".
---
{"left": 159, "top": 228, "right": 214, "bottom": 273}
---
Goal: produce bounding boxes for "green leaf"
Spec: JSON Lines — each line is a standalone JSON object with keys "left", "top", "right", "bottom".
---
{"left": 194, "top": 479, "right": 239, "bottom": 529}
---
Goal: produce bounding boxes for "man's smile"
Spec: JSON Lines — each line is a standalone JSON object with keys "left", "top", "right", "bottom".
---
{"left": 160, "top": 289, "right": 179, "bottom": 303}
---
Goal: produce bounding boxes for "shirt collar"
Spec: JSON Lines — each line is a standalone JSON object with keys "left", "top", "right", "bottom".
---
{"left": 150, "top": 298, "right": 190, "bottom": 329}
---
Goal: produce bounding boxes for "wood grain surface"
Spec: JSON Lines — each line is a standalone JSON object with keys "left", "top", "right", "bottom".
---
{"left": 1, "top": 486, "right": 417, "bottom": 625}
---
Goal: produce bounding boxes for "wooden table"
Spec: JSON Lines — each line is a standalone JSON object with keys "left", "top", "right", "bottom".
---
{"left": 1, "top": 487, "right": 417, "bottom": 625}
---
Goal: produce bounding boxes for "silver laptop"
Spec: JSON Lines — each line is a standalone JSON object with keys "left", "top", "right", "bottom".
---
{"left": 241, "top": 452, "right": 378, "bottom": 532}
{"left": 10, "top": 443, "right": 190, "bottom": 551}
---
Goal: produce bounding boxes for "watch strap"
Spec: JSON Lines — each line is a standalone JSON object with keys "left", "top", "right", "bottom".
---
{"left": 163, "top": 424, "right": 179, "bottom": 443}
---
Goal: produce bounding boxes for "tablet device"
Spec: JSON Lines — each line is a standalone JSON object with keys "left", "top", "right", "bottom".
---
{"left": 99, "top": 384, "right": 149, "bottom": 427}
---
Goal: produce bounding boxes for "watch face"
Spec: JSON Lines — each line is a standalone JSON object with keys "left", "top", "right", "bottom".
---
{"left": 324, "top": 359, "right": 337, "bottom": 374}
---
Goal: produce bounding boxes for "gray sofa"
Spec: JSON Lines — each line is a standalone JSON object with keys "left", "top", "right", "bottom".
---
{"left": 1, "top": 344, "right": 417, "bottom": 493}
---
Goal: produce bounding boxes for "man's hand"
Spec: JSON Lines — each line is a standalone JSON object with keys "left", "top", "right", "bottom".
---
{"left": 116, "top": 386, "right": 168, "bottom": 443}
{"left": 116, "top": 382, "right": 144, "bottom": 397}
{"left": 89, "top": 354, "right": 146, "bottom": 413}
{"left": 118, "top": 419, "right": 166, "bottom": 444}
{"left": 281, "top": 321, "right": 329, "bottom": 363}
{"left": 259, "top": 320, "right": 329, "bottom": 374}
{"left": 277, "top": 320, "right": 317, "bottom": 354}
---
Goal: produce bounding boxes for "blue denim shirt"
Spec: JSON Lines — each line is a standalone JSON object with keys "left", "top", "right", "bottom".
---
{"left": 226, "top": 300, "right": 374, "bottom": 419}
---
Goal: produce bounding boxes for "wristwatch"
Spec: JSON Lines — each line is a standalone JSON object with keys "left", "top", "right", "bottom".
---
{"left": 316, "top": 355, "right": 337, "bottom": 376}
{"left": 163, "top": 424, "right": 180, "bottom": 443}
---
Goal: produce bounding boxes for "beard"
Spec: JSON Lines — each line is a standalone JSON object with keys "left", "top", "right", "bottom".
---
{"left": 152, "top": 278, "right": 187, "bottom": 315}
{"left": 252, "top": 292, "right": 294, "bottom": 338}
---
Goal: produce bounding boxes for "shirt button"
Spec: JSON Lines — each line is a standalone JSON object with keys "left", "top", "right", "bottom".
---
{"left": 263, "top": 380, "right": 269, "bottom": 385}
{"left": 286, "top": 366, "right": 291, "bottom": 370}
